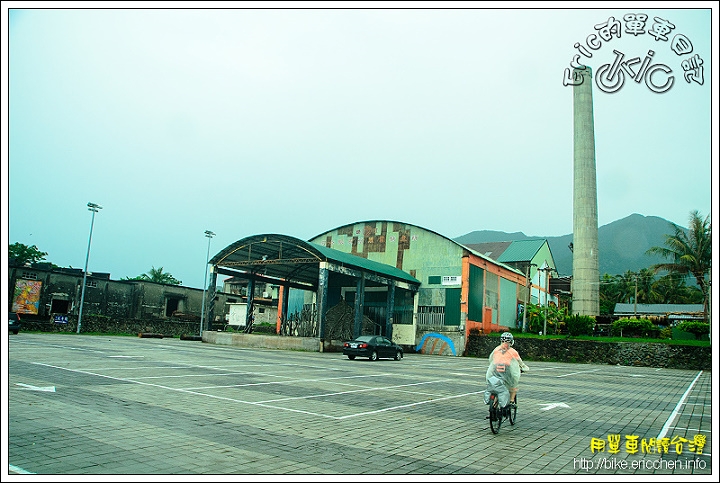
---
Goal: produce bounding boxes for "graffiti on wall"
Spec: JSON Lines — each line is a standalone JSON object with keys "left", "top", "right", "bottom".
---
{"left": 12, "top": 279, "right": 42, "bottom": 314}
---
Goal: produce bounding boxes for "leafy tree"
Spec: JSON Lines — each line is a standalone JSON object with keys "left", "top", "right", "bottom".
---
{"left": 122, "top": 266, "right": 182, "bottom": 285}
{"left": 9, "top": 242, "right": 48, "bottom": 265}
{"left": 646, "top": 210, "right": 711, "bottom": 321}
{"left": 675, "top": 321, "right": 710, "bottom": 340}
{"left": 525, "top": 303, "right": 567, "bottom": 335}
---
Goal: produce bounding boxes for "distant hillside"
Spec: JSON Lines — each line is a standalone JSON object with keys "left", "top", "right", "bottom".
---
{"left": 454, "top": 213, "right": 682, "bottom": 277}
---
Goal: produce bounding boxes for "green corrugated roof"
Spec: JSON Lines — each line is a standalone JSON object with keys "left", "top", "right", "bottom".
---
{"left": 312, "top": 242, "right": 419, "bottom": 284}
{"left": 496, "top": 239, "right": 546, "bottom": 263}
{"left": 211, "top": 234, "right": 419, "bottom": 288}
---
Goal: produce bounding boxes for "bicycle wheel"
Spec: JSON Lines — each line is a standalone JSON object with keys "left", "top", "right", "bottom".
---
{"left": 489, "top": 395, "right": 502, "bottom": 434}
{"left": 509, "top": 397, "right": 517, "bottom": 425}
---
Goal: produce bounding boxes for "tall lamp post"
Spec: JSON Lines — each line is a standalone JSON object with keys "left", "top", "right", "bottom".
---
{"left": 200, "top": 230, "right": 215, "bottom": 336}
{"left": 521, "top": 262, "right": 537, "bottom": 332}
{"left": 538, "top": 266, "right": 556, "bottom": 336}
{"left": 77, "top": 202, "right": 102, "bottom": 334}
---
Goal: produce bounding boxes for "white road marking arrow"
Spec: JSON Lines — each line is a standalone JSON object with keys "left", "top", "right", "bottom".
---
{"left": 539, "top": 402, "right": 570, "bottom": 411}
{"left": 16, "top": 383, "right": 56, "bottom": 392}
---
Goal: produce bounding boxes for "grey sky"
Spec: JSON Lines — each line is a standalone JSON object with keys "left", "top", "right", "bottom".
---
{"left": 4, "top": 3, "right": 716, "bottom": 289}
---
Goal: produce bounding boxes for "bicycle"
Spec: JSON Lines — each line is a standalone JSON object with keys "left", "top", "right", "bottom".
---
{"left": 486, "top": 393, "right": 517, "bottom": 434}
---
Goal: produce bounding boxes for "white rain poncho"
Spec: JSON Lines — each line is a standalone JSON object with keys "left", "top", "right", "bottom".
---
{"left": 483, "top": 346, "right": 522, "bottom": 406}
{"left": 483, "top": 375, "right": 510, "bottom": 407}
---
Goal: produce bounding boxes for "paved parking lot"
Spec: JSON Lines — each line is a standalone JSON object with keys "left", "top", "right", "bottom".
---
{"left": 5, "top": 333, "right": 715, "bottom": 479}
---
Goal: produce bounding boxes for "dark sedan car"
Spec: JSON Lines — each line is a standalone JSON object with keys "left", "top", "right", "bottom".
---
{"left": 9, "top": 312, "right": 21, "bottom": 334}
{"left": 343, "top": 335, "right": 403, "bottom": 361}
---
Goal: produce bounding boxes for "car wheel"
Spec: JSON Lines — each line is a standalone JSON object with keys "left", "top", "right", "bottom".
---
{"left": 369, "top": 351, "right": 378, "bottom": 361}
{"left": 347, "top": 355, "right": 356, "bottom": 360}
{"left": 394, "top": 350, "right": 402, "bottom": 361}
{"left": 12, "top": 330, "right": 19, "bottom": 335}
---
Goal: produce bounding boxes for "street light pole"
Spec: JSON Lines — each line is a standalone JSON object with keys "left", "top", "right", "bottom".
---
{"left": 200, "top": 230, "right": 215, "bottom": 337}
{"left": 538, "top": 265, "right": 551, "bottom": 336}
{"left": 521, "top": 262, "right": 537, "bottom": 333}
{"left": 77, "top": 202, "right": 102, "bottom": 334}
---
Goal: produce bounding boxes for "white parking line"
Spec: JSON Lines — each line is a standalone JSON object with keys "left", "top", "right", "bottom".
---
{"left": 657, "top": 370, "right": 704, "bottom": 441}
{"left": 30, "top": 362, "right": 465, "bottom": 419}
{"left": 183, "top": 373, "right": 393, "bottom": 390}
{"left": 256, "top": 380, "right": 449, "bottom": 403}
{"left": 334, "top": 391, "right": 483, "bottom": 420}
{"left": 9, "top": 464, "right": 35, "bottom": 474}
{"left": 555, "top": 369, "right": 602, "bottom": 378}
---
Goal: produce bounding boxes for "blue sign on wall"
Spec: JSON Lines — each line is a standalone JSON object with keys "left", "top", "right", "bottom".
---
{"left": 53, "top": 315, "right": 69, "bottom": 324}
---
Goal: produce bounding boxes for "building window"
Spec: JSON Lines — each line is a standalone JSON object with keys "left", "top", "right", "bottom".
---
{"left": 165, "top": 297, "right": 183, "bottom": 317}
{"left": 21, "top": 271, "right": 38, "bottom": 280}
{"left": 51, "top": 299, "right": 70, "bottom": 314}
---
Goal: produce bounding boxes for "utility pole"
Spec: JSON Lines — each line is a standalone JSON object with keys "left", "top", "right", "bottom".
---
{"left": 634, "top": 275, "right": 638, "bottom": 317}
{"left": 538, "top": 265, "right": 552, "bottom": 336}
{"left": 200, "top": 230, "right": 215, "bottom": 336}
{"left": 77, "top": 202, "right": 102, "bottom": 334}
{"left": 521, "top": 262, "right": 537, "bottom": 332}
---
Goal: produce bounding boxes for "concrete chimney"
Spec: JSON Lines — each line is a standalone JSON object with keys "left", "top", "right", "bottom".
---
{"left": 572, "top": 66, "right": 600, "bottom": 316}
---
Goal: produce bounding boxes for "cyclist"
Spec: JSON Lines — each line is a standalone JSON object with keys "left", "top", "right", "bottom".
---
{"left": 486, "top": 332, "right": 529, "bottom": 406}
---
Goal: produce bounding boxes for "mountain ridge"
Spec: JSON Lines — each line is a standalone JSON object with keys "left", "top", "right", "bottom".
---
{"left": 453, "top": 213, "right": 681, "bottom": 277}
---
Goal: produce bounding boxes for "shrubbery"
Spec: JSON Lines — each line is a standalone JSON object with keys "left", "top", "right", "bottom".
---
{"left": 611, "top": 317, "right": 659, "bottom": 338}
{"left": 676, "top": 321, "right": 710, "bottom": 340}
{"left": 565, "top": 314, "right": 596, "bottom": 336}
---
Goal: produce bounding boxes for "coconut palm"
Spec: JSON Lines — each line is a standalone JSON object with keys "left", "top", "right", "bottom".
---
{"left": 646, "top": 210, "right": 711, "bottom": 320}
{"left": 123, "top": 266, "right": 182, "bottom": 285}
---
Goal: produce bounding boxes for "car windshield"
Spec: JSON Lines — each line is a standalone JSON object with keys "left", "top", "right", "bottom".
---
{"left": 354, "top": 335, "right": 374, "bottom": 342}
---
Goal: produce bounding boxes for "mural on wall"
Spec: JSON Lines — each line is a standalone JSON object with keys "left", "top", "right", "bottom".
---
{"left": 415, "top": 332, "right": 457, "bottom": 356}
{"left": 324, "top": 221, "right": 417, "bottom": 270}
{"left": 12, "top": 279, "right": 42, "bottom": 314}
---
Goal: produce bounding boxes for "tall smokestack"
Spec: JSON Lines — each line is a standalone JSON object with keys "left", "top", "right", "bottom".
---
{"left": 572, "top": 66, "right": 599, "bottom": 316}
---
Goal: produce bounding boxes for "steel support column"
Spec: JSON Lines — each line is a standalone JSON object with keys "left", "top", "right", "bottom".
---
{"left": 385, "top": 281, "right": 395, "bottom": 339}
{"left": 317, "top": 264, "right": 329, "bottom": 340}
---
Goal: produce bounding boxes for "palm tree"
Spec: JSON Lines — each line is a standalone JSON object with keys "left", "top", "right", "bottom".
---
{"left": 652, "top": 273, "right": 703, "bottom": 304}
{"left": 615, "top": 271, "right": 638, "bottom": 304}
{"left": 599, "top": 273, "right": 622, "bottom": 314}
{"left": 123, "top": 266, "right": 183, "bottom": 285}
{"left": 646, "top": 210, "right": 711, "bottom": 320}
{"left": 636, "top": 268, "right": 660, "bottom": 304}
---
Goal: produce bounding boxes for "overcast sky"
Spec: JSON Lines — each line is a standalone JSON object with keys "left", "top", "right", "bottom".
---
{"left": 3, "top": 3, "right": 717, "bottom": 289}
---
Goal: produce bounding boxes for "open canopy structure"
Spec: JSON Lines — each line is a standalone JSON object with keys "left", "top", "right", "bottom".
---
{"left": 205, "top": 234, "right": 420, "bottom": 340}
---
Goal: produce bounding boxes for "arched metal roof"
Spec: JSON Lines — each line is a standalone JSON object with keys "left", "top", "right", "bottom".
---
{"left": 210, "top": 234, "right": 420, "bottom": 289}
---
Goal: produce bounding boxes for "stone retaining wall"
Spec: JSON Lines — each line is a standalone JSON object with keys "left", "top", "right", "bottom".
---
{"left": 14, "top": 315, "right": 710, "bottom": 370}
{"left": 16, "top": 314, "right": 198, "bottom": 337}
{"left": 465, "top": 335, "right": 711, "bottom": 371}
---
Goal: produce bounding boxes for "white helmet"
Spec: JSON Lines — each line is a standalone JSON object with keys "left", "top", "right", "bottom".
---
{"left": 500, "top": 332, "right": 514, "bottom": 346}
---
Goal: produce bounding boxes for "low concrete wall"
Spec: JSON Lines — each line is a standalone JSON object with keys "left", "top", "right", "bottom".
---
{"left": 202, "top": 331, "right": 346, "bottom": 352}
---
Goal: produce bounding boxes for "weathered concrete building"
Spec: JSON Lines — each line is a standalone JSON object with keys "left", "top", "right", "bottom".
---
{"left": 7, "top": 261, "right": 240, "bottom": 328}
{"left": 9, "top": 220, "right": 561, "bottom": 356}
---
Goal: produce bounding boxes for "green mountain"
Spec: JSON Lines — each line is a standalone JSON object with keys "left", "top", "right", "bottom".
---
{"left": 454, "top": 213, "right": 682, "bottom": 277}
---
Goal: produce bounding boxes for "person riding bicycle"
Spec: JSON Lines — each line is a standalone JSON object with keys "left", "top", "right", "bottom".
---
{"left": 485, "top": 332, "right": 529, "bottom": 407}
